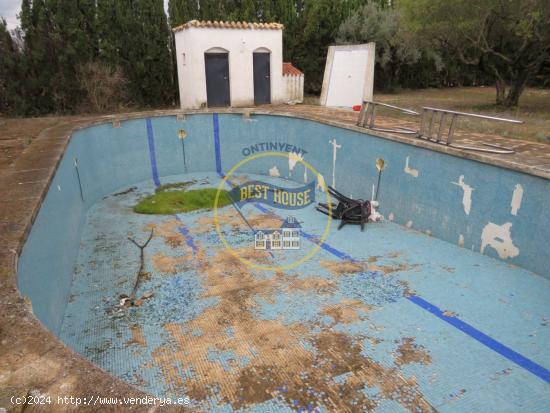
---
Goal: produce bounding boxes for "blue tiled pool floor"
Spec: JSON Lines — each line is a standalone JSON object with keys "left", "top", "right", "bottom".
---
{"left": 60, "top": 172, "right": 550, "bottom": 412}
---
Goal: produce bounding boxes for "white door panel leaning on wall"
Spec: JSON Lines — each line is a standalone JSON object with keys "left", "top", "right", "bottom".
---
{"left": 320, "top": 43, "right": 375, "bottom": 108}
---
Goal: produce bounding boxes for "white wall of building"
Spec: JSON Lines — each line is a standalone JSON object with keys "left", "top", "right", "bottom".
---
{"left": 174, "top": 26, "right": 284, "bottom": 109}
{"left": 282, "top": 74, "right": 304, "bottom": 104}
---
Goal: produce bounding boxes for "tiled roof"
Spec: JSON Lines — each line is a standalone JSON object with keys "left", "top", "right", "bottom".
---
{"left": 172, "top": 20, "right": 284, "bottom": 32}
{"left": 283, "top": 62, "right": 303, "bottom": 77}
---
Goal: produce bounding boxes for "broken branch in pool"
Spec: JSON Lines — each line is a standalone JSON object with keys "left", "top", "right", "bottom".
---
{"left": 122, "top": 228, "right": 154, "bottom": 306}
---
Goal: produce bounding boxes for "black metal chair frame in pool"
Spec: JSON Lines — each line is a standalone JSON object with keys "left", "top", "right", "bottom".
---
{"left": 316, "top": 186, "right": 372, "bottom": 231}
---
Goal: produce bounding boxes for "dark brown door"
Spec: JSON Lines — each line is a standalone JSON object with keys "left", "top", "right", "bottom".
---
{"left": 253, "top": 53, "right": 271, "bottom": 104}
{"left": 205, "top": 53, "right": 230, "bottom": 107}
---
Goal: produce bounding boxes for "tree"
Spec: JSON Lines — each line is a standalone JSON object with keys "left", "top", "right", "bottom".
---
{"left": 0, "top": 18, "right": 25, "bottom": 115}
{"left": 400, "top": 0, "right": 550, "bottom": 106}
{"left": 133, "top": 0, "right": 174, "bottom": 106}
{"left": 49, "top": 0, "right": 98, "bottom": 111}
{"left": 97, "top": 0, "right": 174, "bottom": 107}
{"left": 19, "top": 0, "right": 59, "bottom": 113}
{"left": 234, "top": 0, "right": 257, "bottom": 22}
{"left": 97, "top": 0, "right": 125, "bottom": 66}
{"left": 17, "top": 0, "right": 99, "bottom": 114}
{"left": 168, "top": 0, "right": 199, "bottom": 27}
{"left": 336, "top": 1, "right": 425, "bottom": 91}
{"left": 295, "top": 0, "right": 364, "bottom": 93}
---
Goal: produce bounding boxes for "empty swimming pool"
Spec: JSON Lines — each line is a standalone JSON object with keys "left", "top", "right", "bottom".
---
{"left": 17, "top": 113, "right": 550, "bottom": 412}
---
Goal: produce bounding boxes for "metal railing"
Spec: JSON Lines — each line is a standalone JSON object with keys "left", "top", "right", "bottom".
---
{"left": 357, "top": 101, "right": 419, "bottom": 134}
{"left": 418, "top": 107, "right": 523, "bottom": 154}
{"left": 356, "top": 101, "right": 524, "bottom": 154}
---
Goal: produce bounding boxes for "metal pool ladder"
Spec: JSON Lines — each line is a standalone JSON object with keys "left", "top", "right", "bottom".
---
{"left": 357, "top": 101, "right": 419, "bottom": 134}
{"left": 356, "top": 101, "right": 524, "bottom": 154}
{"left": 418, "top": 107, "right": 523, "bottom": 154}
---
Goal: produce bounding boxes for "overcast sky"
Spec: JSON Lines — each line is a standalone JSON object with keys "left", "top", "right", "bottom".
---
{"left": 0, "top": 0, "right": 20, "bottom": 30}
{"left": 0, "top": 0, "right": 170, "bottom": 31}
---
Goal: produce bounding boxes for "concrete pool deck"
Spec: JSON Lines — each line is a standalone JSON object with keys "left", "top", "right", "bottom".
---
{"left": 1, "top": 106, "right": 550, "bottom": 411}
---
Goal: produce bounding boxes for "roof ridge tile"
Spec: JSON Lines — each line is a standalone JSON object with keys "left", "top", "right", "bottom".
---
{"left": 172, "top": 19, "right": 283, "bottom": 32}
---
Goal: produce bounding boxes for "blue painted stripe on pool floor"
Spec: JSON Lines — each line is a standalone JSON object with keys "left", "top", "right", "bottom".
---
{"left": 407, "top": 294, "right": 550, "bottom": 383}
{"left": 175, "top": 215, "right": 199, "bottom": 253}
{"left": 213, "top": 114, "right": 222, "bottom": 176}
{"left": 146, "top": 118, "right": 161, "bottom": 188}
{"left": 300, "top": 231, "right": 355, "bottom": 261}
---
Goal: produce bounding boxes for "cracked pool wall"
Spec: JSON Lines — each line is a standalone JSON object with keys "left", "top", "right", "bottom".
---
{"left": 17, "top": 113, "right": 550, "bottom": 336}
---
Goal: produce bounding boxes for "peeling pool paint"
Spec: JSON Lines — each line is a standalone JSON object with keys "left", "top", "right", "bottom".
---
{"left": 510, "top": 184, "right": 523, "bottom": 216}
{"left": 329, "top": 138, "right": 341, "bottom": 188}
{"left": 288, "top": 151, "right": 303, "bottom": 173}
{"left": 269, "top": 165, "right": 280, "bottom": 177}
{"left": 404, "top": 156, "right": 419, "bottom": 178}
{"left": 451, "top": 175, "right": 474, "bottom": 215}
{"left": 480, "top": 222, "right": 520, "bottom": 259}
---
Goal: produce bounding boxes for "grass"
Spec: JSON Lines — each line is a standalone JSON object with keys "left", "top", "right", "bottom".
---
{"left": 305, "top": 87, "right": 550, "bottom": 143}
{"left": 134, "top": 187, "right": 232, "bottom": 214}
{"left": 373, "top": 87, "right": 550, "bottom": 143}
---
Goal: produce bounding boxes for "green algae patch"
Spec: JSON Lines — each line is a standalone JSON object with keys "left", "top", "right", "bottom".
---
{"left": 134, "top": 187, "right": 232, "bottom": 214}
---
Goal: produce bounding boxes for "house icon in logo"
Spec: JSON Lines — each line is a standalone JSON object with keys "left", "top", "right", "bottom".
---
{"left": 254, "top": 216, "right": 301, "bottom": 250}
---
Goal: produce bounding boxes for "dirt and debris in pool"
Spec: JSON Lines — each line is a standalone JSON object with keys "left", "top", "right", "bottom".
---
{"left": 63, "top": 176, "right": 444, "bottom": 412}
{"left": 146, "top": 242, "right": 435, "bottom": 412}
{"left": 394, "top": 337, "right": 432, "bottom": 366}
{"left": 320, "top": 258, "right": 419, "bottom": 276}
{"left": 111, "top": 186, "right": 137, "bottom": 197}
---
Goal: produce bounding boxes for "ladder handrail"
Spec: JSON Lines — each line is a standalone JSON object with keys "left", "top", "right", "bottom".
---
{"left": 366, "top": 101, "right": 420, "bottom": 116}
{"left": 357, "top": 101, "right": 418, "bottom": 134}
{"left": 422, "top": 107, "right": 524, "bottom": 124}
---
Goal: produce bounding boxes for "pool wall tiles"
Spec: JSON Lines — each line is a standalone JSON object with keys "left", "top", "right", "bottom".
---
{"left": 17, "top": 114, "right": 550, "bottom": 334}
{"left": 17, "top": 141, "right": 86, "bottom": 336}
{"left": 216, "top": 114, "right": 549, "bottom": 274}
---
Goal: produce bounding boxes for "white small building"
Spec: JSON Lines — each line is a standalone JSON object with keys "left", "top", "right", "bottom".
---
{"left": 173, "top": 20, "right": 303, "bottom": 109}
